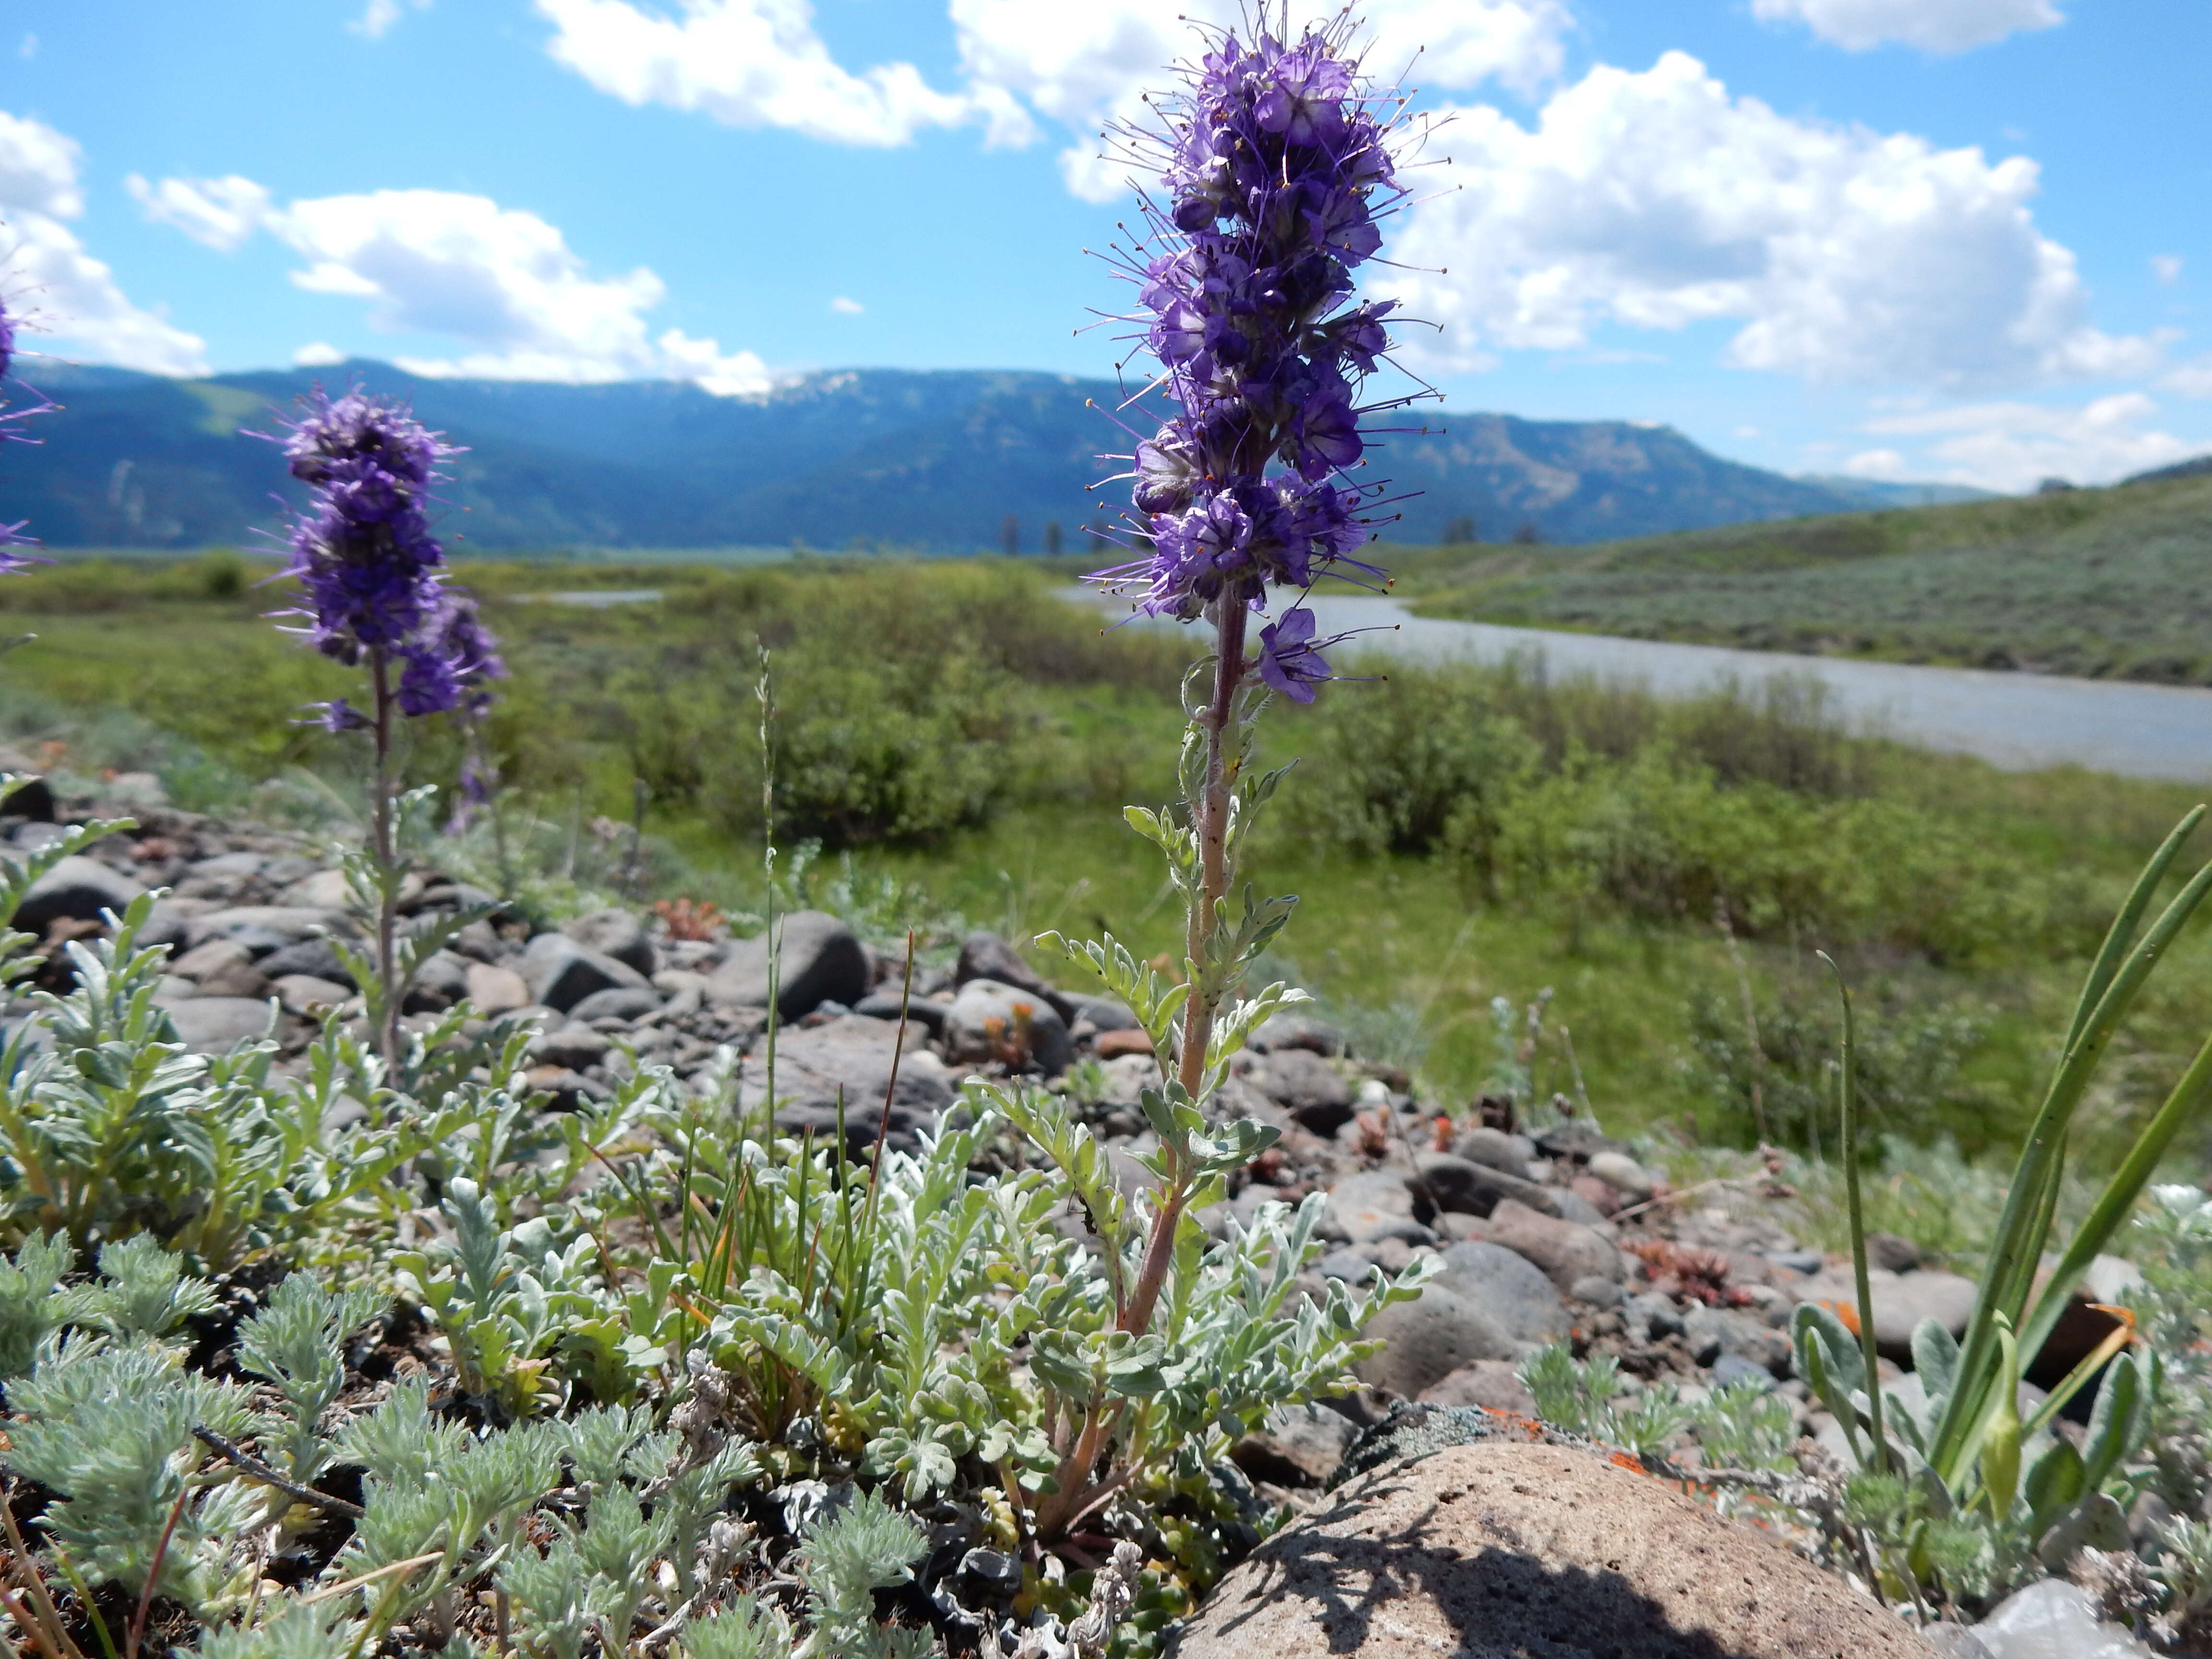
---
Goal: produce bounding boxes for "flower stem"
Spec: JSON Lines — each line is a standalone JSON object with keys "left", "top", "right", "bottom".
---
{"left": 1118, "top": 602, "right": 1249, "bottom": 1346}
{"left": 369, "top": 646, "right": 400, "bottom": 1074}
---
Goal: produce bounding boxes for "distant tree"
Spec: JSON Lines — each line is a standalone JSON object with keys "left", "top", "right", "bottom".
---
{"left": 1002, "top": 513, "right": 1019, "bottom": 555}
{"left": 1512, "top": 521, "right": 1543, "bottom": 545}
{"left": 1440, "top": 513, "right": 1476, "bottom": 545}
{"left": 1044, "top": 520, "right": 1064, "bottom": 555}
{"left": 2036, "top": 476, "right": 2077, "bottom": 494}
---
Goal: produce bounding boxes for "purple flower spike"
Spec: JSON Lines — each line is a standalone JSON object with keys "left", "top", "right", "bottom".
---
{"left": 1086, "top": 12, "right": 1426, "bottom": 670}
{"left": 256, "top": 384, "right": 502, "bottom": 723}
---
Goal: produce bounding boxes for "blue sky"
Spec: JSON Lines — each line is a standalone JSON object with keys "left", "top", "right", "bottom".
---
{"left": 3, "top": 0, "right": 2207, "bottom": 491}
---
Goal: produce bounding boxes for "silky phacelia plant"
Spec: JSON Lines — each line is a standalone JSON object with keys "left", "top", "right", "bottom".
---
{"left": 1002, "top": 11, "right": 1437, "bottom": 1541}
{"left": 0, "top": 292, "right": 56, "bottom": 562}
{"left": 258, "top": 387, "right": 505, "bottom": 1063}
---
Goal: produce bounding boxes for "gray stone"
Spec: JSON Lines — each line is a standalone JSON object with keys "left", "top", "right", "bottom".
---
{"left": 1324, "top": 1170, "right": 1415, "bottom": 1243}
{"left": 1712, "top": 1354, "right": 1777, "bottom": 1392}
{"left": 464, "top": 961, "right": 530, "bottom": 1014}
{"left": 13, "top": 856, "right": 145, "bottom": 936}
{"left": 569, "top": 986, "right": 664, "bottom": 1024}
{"left": 1790, "top": 1266, "right": 1979, "bottom": 1362}
{"left": 561, "top": 907, "right": 657, "bottom": 977}
{"left": 1627, "top": 1291, "right": 1685, "bottom": 1342}
{"left": 405, "top": 950, "right": 471, "bottom": 1012}
{"left": 1231, "top": 1403, "right": 1358, "bottom": 1487}
{"left": 1, "top": 776, "right": 54, "bottom": 822}
{"left": 1252, "top": 1047, "right": 1353, "bottom": 1134}
{"left": 1921, "top": 1629, "right": 1995, "bottom": 1659}
{"left": 1410, "top": 1150, "right": 1561, "bottom": 1219}
{"left": 1451, "top": 1126, "right": 1532, "bottom": 1179}
{"left": 1354, "top": 1241, "right": 1568, "bottom": 1398}
{"left": 738, "top": 1014, "right": 952, "bottom": 1154}
{"left": 952, "top": 930, "right": 1075, "bottom": 1020}
{"left": 520, "top": 932, "right": 649, "bottom": 1014}
{"left": 1552, "top": 1186, "right": 1610, "bottom": 1226}
{"left": 1683, "top": 1302, "right": 1793, "bottom": 1376}
{"left": 1865, "top": 1230, "right": 1922, "bottom": 1273}
{"left": 1483, "top": 1198, "right": 1625, "bottom": 1294}
{"left": 1247, "top": 1011, "right": 1343, "bottom": 1056}
{"left": 1416, "top": 1358, "right": 1538, "bottom": 1416}
{"left": 271, "top": 974, "right": 350, "bottom": 1017}
{"left": 1568, "top": 1274, "right": 1625, "bottom": 1308}
{"left": 1317, "top": 1248, "right": 1383, "bottom": 1282}
{"left": 183, "top": 907, "right": 348, "bottom": 951}
{"left": 1063, "top": 992, "right": 1139, "bottom": 1033}
{"left": 192, "top": 952, "right": 272, "bottom": 1000}
{"left": 189, "top": 851, "right": 264, "bottom": 880}
{"left": 942, "top": 977, "right": 1072, "bottom": 1075}
{"left": 257, "top": 937, "right": 355, "bottom": 986}
{"left": 531, "top": 1024, "right": 612, "bottom": 1071}
{"left": 852, "top": 990, "right": 947, "bottom": 1032}
{"left": 1585, "top": 1148, "right": 1657, "bottom": 1200}
{"left": 708, "top": 911, "right": 870, "bottom": 1020}
{"left": 165, "top": 997, "right": 274, "bottom": 1054}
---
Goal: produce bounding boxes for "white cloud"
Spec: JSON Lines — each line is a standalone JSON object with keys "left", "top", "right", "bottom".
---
{"left": 2153, "top": 253, "right": 2185, "bottom": 285}
{"left": 534, "top": 0, "right": 976, "bottom": 146}
{"left": 828, "top": 295, "right": 863, "bottom": 315}
{"left": 947, "top": 0, "right": 1573, "bottom": 200}
{"left": 0, "top": 111, "right": 207, "bottom": 375}
{"left": 1861, "top": 393, "right": 2199, "bottom": 490}
{"left": 1752, "top": 0, "right": 2062, "bottom": 53}
{"left": 1390, "top": 52, "right": 2163, "bottom": 392}
{"left": 352, "top": 0, "right": 432, "bottom": 38}
{"left": 17, "top": 35, "right": 34, "bottom": 60}
{"left": 2162, "top": 357, "right": 2212, "bottom": 399}
{"left": 1841, "top": 447, "right": 1909, "bottom": 478}
{"left": 292, "top": 341, "right": 347, "bottom": 367}
{"left": 134, "top": 174, "right": 769, "bottom": 393}
{"left": 124, "top": 173, "right": 273, "bottom": 252}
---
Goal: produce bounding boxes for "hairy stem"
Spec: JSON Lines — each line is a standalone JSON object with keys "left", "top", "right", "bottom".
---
{"left": 369, "top": 647, "right": 400, "bottom": 1074}
{"left": 1119, "top": 605, "right": 1249, "bottom": 1346}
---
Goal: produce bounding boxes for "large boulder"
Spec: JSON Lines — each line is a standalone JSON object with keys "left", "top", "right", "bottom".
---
{"left": 13, "top": 857, "right": 145, "bottom": 936}
{"left": 943, "top": 977, "right": 1074, "bottom": 1075}
{"left": 737, "top": 1014, "right": 952, "bottom": 1153}
{"left": 708, "top": 911, "right": 869, "bottom": 1020}
{"left": 1483, "top": 1198, "right": 1626, "bottom": 1294}
{"left": 561, "top": 907, "right": 657, "bottom": 977}
{"left": 519, "top": 932, "right": 649, "bottom": 1015}
{"left": 1354, "top": 1241, "right": 1568, "bottom": 1398}
{"left": 1168, "top": 1437, "right": 1941, "bottom": 1659}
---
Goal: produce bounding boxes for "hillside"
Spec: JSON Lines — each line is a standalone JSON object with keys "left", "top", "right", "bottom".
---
{"left": 1, "top": 358, "right": 1913, "bottom": 551}
{"left": 1392, "top": 469, "right": 2212, "bottom": 682}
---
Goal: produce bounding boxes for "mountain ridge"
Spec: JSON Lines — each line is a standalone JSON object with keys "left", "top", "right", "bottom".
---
{"left": 1, "top": 358, "right": 1977, "bottom": 551}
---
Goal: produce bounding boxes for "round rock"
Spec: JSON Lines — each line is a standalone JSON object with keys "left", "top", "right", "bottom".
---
{"left": 1167, "top": 1439, "right": 1941, "bottom": 1659}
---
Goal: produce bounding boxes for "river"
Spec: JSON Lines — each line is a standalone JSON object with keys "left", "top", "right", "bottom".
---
{"left": 1072, "top": 589, "right": 2212, "bottom": 785}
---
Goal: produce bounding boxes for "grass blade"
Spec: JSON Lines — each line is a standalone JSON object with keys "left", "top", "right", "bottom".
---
{"left": 1819, "top": 951, "right": 1887, "bottom": 1473}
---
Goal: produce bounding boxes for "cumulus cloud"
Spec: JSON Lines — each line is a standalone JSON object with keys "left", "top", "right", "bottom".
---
{"left": 0, "top": 111, "right": 207, "bottom": 376}
{"left": 292, "top": 341, "right": 347, "bottom": 367}
{"left": 1751, "top": 0, "right": 2063, "bottom": 53}
{"left": 133, "top": 175, "right": 769, "bottom": 393}
{"left": 1389, "top": 52, "right": 2163, "bottom": 392}
{"left": 947, "top": 0, "right": 1572, "bottom": 199}
{"left": 1861, "top": 393, "right": 2199, "bottom": 490}
{"left": 2162, "top": 357, "right": 2212, "bottom": 399}
{"left": 2153, "top": 253, "right": 2185, "bottom": 285}
{"left": 534, "top": 0, "right": 977, "bottom": 147}
{"left": 828, "top": 295, "right": 863, "bottom": 314}
{"left": 124, "top": 173, "right": 273, "bottom": 252}
{"left": 352, "top": 0, "right": 433, "bottom": 39}
{"left": 534, "top": 0, "right": 1569, "bottom": 187}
